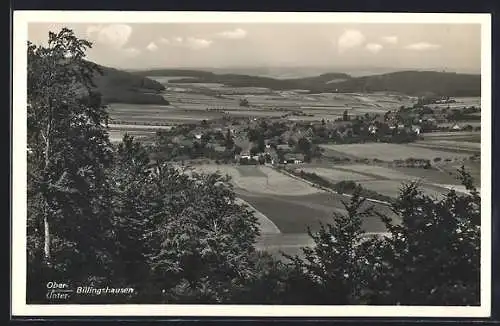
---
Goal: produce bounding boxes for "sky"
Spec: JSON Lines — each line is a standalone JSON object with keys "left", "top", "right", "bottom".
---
{"left": 27, "top": 23, "right": 481, "bottom": 73}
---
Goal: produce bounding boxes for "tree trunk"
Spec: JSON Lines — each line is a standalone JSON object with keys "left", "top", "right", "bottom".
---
{"left": 42, "top": 118, "right": 52, "bottom": 265}
{"left": 44, "top": 209, "right": 51, "bottom": 263}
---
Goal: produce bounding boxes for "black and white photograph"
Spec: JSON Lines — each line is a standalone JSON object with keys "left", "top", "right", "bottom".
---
{"left": 11, "top": 11, "right": 491, "bottom": 317}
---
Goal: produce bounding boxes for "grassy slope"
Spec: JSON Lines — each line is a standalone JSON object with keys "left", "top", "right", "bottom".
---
{"left": 93, "top": 65, "right": 169, "bottom": 105}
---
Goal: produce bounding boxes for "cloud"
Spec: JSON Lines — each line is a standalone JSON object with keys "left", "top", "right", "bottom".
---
{"left": 366, "top": 43, "right": 383, "bottom": 54}
{"left": 146, "top": 42, "right": 158, "bottom": 52}
{"left": 404, "top": 42, "right": 441, "bottom": 51}
{"left": 123, "top": 47, "right": 141, "bottom": 57}
{"left": 337, "top": 29, "right": 366, "bottom": 53}
{"left": 86, "top": 24, "right": 132, "bottom": 49}
{"left": 186, "top": 37, "right": 213, "bottom": 50}
{"left": 158, "top": 36, "right": 213, "bottom": 50}
{"left": 216, "top": 28, "right": 247, "bottom": 39}
{"left": 381, "top": 36, "right": 398, "bottom": 44}
{"left": 159, "top": 37, "right": 170, "bottom": 44}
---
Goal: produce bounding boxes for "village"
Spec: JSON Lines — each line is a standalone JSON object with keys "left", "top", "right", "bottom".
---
{"left": 150, "top": 97, "right": 481, "bottom": 168}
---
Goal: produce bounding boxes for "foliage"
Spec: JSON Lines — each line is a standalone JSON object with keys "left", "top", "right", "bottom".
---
{"left": 283, "top": 186, "right": 374, "bottom": 304}
{"left": 285, "top": 168, "right": 480, "bottom": 305}
{"left": 363, "top": 166, "right": 480, "bottom": 305}
{"left": 143, "top": 163, "right": 261, "bottom": 303}
{"left": 239, "top": 98, "right": 250, "bottom": 107}
{"left": 27, "top": 28, "right": 116, "bottom": 301}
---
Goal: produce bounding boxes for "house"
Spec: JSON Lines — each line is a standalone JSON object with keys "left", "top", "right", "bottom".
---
{"left": 368, "top": 124, "right": 378, "bottom": 134}
{"left": 213, "top": 145, "right": 226, "bottom": 153}
{"left": 277, "top": 144, "right": 293, "bottom": 152}
{"left": 328, "top": 120, "right": 352, "bottom": 129}
{"left": 283, "top": 153, "right": 305, "bottom": 164}
{"left": 239, "top": 151, "right": 251, "bottom": 160}
{"left": 421, "top": 114, "right": 437, "bottom": 122}
{"left": 411, "top": 125, "right": 422, "bottom": 135}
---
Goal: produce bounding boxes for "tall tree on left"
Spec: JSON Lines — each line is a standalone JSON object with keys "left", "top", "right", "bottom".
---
{"left": 27, "top": 29, "right": 115, "bottom": 302}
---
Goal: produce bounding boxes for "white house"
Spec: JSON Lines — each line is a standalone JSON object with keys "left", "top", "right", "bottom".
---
{"left": 368, "top": 125, "right": 378, "bottom": 134}
{"left": 411, "top": 125, "right": 422, "bottom": 135}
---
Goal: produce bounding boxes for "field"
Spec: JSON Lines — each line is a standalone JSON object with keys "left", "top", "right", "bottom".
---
{"left": 234, "top": 198, "right": 281, "bottom": 234}
{"left": 110, "top": 76, "right": 417, "bottom": 123}
{"left": 361, "top": 180, "right": 447, "bottom": 199}
{"left": 333, "top": 164, "right": 415, "bottom": 180}
{"left": 106, "top": 75, "right": 421, "bottom": 146}
{"left": 421, "top": 131, "right": 480, "bottom": 140}
{"left": 297, "top": 163, "right": 464, "bottom": 200}
{"left": 190, "top": 164, "right": 321, "bottom": 196}
{"left": 239, "top": 190, "right": 395, "bottom": 235}
{"left": 320, "top": 143, "right": 471, "bottom": 161}
{"left": 107, "top": 103, "right": 224, "bottom": 124}
{"left": 297, "top": 167, "right": 376, "bottom": 182}
{"left": 105, "top": 75, "right": 482, "bottom": 259}
{"left": 408, "top": 140, "right": 480, "bottom": 155}
{"left": 185, "top": 163, "right": 399, "bottom": 259}
{"left": 432, "top": 96, "right": 481, "bottom": 109}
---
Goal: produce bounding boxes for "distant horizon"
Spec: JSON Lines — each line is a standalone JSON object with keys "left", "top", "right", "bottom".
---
{"left": 121, "top": 65, "right": 481, "bottom": 76}
{"left": 28, "top": 23, "right": 481, "bottom": 74}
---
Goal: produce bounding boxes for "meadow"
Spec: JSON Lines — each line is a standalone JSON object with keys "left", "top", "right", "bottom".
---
{"left": 185, "top": 163, "right": 399, "bottom": 259}
{"left": 320, "top": 143, "right": 471, "bottom": 161}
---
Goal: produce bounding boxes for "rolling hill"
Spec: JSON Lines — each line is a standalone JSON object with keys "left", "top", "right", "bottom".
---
{"left": 93, "top": 65, "right": 169, "bottom": 105}
{"left": 133, "top": 69, "right": 480, "bottom": 97}
{"left": 328, "top": 71, "right": 481, "bottom": 97}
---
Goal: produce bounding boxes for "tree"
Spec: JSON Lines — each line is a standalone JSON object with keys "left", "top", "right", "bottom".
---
{"left": 281, "top": 168, "right": 480, "bottom": 306}
{"left": 250, "top": 146, "right": 259, "bottom": 157}
{"left": 233, "top": 145, "right": 242, "bottom": 155}
{"left": 247, "top": 128, "right": 259, "bottom": 143}
{"left": 108, "top": 134, "right": 154, "bottom": 300}
{"left": 27, "top": 28, "right": 115, "bottom": 301}
{"left": 364, "top": 168, "right": 480, "bottom": 305}
{"left": 257, "top": 135, "right": 266, "bottom": 153}
{"left": 239, "top": 98, "right": 250, "bottom": 107}
{"left": 283, "top": 186, "right": 373, "bottom": 304}
{"left": 343, "top": 109, "right": 350, "bottom": 121}
{"left": 224, "top": 129, "right": 234, "bottom": 150}
{"left": 145, "top": 164, "right": 261, "bottom": 303}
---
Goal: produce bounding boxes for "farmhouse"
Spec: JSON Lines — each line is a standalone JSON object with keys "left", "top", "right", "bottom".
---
{"left": 239, "top": 152, "right": 251, "bottom": 160}
{"left": 283, "top": 153, "right": 305, "bottom": 164}
{"left": 411, "top": 125, "right": 422, "bottom": 134}
{"left": 368, "top": 124, "right": 378, "bottom": 134}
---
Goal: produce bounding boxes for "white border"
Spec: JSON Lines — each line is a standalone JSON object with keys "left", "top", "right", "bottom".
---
{"left": 12, "top": 11, "right": 492, "bottom": 318}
